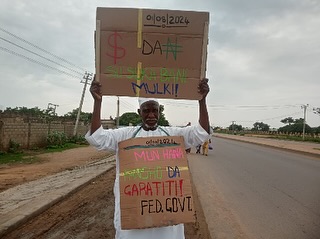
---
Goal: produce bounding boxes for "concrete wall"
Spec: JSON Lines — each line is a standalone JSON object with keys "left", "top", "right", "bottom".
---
{"left": 0, "top": 117, "right": 89, "bottom": 151}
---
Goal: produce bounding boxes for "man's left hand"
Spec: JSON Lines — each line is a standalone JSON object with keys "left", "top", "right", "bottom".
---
{"left": 198, "top": 78, "right": 210, "bottom": 100}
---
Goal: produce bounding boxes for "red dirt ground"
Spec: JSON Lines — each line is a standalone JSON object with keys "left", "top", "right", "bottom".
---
{"left": 1, "top": 146, "right": 211, "bottom": 239}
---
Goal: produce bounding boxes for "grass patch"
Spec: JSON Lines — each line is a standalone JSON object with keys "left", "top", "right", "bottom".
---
{"left": 45, "top": 142, "right": 87, "bottom": 153}
{"left": 0, "top": 152, "right": 40, "bottom": 164}
{"left": 262, "top": 135, "right": 320, "bottom": 143}
{"left": 0, "top": 143, "right": 86, "bottom": 165}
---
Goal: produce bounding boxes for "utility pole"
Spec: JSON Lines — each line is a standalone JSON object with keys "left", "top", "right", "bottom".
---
{"left": 301, "top": 104, "right": 309, "bottom": 140}
{"left": 231, "top": 121, "right": 236, "bottom": 134}
{"left": 73, "top": 71, "right": 93, "bottom": 136}
{"left": 116, "top": 96, "right": 120, "bottom": 128}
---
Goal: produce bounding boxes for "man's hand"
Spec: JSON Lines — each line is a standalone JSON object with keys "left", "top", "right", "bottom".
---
{"left": 90, "top": 76, "right": 102, "bottom": 102}
{"left": 198, "top": 78, "right": 210, "bottom": 133}
{"left": 198, "top": 78, "right": 210, "bottom": 100}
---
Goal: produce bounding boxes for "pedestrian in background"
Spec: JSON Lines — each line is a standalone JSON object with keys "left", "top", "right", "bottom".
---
{"left": 202, "top": 140, "right": 209, "bottom": 156}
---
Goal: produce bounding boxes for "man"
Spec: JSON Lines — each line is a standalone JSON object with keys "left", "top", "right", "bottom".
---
{"left": 85, "top": 77, "right": 210, "bottom": 239}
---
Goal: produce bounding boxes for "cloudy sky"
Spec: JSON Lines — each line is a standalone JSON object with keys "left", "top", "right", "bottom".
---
{"left": 0, "top": 0, "right": 319, "bottom": 128}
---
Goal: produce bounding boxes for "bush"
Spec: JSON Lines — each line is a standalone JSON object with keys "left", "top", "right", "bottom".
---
{"left": 69, "top": 135, "right": 87, "bottom": 145}
{"left": 47, "top": 131, "right": 67, "bottom": 148}
{"left": 8, "top": 139, "right": 22, "bottom": 153}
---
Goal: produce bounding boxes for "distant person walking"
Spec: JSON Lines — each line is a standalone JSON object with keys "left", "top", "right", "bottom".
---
{"left": 202, "top": 140, "right": 209, "bottom": 156}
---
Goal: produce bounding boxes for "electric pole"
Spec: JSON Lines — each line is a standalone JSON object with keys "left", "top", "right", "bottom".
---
{"left": 301, "top": 104, "right": 309, "bottom": 140}
{"left": 73, "top": 71, "right": 93, "bottom": 136}
{"left": 231, "top": 121, "right": 236, "bottom": 134}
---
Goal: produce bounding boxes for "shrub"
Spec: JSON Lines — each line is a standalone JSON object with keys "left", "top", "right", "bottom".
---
{"left": 69, "top": 135, "right": 87, "bottom": 145}
{"left": 47, "top": 131, "right": 67, "bottom": 148}
{"left": 8, "top": 139, "right": 21, "bottom": 153}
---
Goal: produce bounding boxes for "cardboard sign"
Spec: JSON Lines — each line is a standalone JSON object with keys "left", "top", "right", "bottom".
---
{"left": 118, "top": 136, "right": 195, "bottom": 229}
{"left": 96, "top": 7, "right": 209, "bottom": 100}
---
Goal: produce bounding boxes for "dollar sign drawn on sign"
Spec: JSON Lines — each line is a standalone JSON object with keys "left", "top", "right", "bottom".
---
{"left": 106, "top": 31, "right": 126, "bottom": 64}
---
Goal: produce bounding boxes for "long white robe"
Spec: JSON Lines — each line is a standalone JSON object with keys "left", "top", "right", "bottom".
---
{"left": 85, "top": 124, "right": 209, "bottom": 239}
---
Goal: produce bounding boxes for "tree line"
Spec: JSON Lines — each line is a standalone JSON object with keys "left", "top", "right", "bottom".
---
{"left": 2, "top": 107, "right": 319, "bottom": 133}
{"left": 0, "top": 105, "right": 170, "bottom": 127}
{"left": 227, "top": 117, "right": 320, "bottom": 134}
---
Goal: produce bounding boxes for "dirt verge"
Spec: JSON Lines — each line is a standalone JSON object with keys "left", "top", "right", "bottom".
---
{"left": 1, "top": 146, "right": 211, "bottom": 239}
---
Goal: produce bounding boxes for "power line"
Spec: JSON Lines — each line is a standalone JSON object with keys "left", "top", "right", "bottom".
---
{"left": 255, "top": 111, "right": 301, "bottom": 122}
{"left": 0, "top": 46, "right": 82, "bottom": 80}
{"left": 0, "top": 26, "right": 87, "bottom": 72}
{"left": 121, "top": 99, "right": 137, "bottom": 111}
{"left": 0, "top": 36, "right": 83, "bottom": 76}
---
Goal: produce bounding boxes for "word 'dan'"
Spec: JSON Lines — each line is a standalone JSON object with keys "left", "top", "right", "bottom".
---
{"left": 134, "top": 148, "right": 184, "bottom": 161}
{"left": 123, "top": 165, "right": 181, "bottom": 181}
{"left": 142, "top": 38, "right": 183, "bottom": 61}
{"left": 105, "top": 66, "right": 187, "bottom": 83}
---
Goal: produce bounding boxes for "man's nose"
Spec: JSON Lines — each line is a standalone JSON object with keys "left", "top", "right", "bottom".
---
{"left": 148, "top": 112, "right": 156, "bottom": 118}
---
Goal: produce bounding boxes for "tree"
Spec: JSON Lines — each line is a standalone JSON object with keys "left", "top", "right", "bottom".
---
{"left": 280, "top": 117, "right": 294, "bottom": 125}
{"left": 119, "top": 112, "right": 141, "bottom": 126}
{"left": 158, "top": 105, "right": 169, "bottom": 126}
{"left": 278, "top": 117, "right": 312, "bottom": 133}
{"left": 118, "top": 104, "right": 170, "bottom": 126}
{"left": 228, "top": 123, "right": 243, "bottom": 131}
{"left": 253, "top": 122, "right": 270, "bottom": 131}
{"left": 64, "top": 108, "right": 92, "bottom": 124}
{"left": 3, "top": 106, "right": 45, "bottom": 117}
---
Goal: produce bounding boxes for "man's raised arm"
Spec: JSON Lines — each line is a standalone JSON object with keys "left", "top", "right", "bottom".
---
{"left": 89, "top": 78, "right": 102, "bottom": 135}
{"left": 198, "top": 78, "right": 210, "bottom": 134}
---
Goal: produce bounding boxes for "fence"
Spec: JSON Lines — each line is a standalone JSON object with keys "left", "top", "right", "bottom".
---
{"left": 0, "top": 116, "right": 89, "bottom": 151}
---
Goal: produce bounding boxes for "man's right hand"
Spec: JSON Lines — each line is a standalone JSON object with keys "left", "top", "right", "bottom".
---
{"left": 90, "top": 76, "right": 102, "bottom": 102}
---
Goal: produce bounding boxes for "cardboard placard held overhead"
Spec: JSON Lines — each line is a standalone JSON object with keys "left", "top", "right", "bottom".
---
{"left": 118, "top": 136, "right": 195, "bottom": 229}
{"left": 96, "top": 7, "right": 209, "bottom": 100}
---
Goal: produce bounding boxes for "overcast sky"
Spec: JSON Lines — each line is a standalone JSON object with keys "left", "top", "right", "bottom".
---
{"left": 0, "top": 0, "right": 319, "bottom": 128}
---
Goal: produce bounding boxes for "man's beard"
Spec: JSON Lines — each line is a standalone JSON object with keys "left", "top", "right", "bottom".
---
{"left": 144, "top": 122, "right": 158, "bottom": 131}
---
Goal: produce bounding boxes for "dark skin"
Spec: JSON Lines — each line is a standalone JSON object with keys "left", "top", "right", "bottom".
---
{"left": 89, "top": 77, "right": 210, "bottom": 134}
{"left": 138, "top": 101, "right": 160, "bottom": 131}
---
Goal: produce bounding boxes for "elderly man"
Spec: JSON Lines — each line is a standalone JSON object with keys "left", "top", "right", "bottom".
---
{"left": 85, "top": 78, "right": 210, "bottom": 239}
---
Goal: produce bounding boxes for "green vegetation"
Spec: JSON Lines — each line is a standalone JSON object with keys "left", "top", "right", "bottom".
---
{"left": 117, "top": 104, "right": 169, "bottom": 126}
{"left": 0, "top": 133, "right": 88, "bottom": 165}
{"left": 0, "top": 142, "right": 86, "bottom": 165}
{"left": 0, "top": 152, "right": 39, "bottom": 164}
{"left": 220, "top": 117, "right": 320, "bottom": 143}
{"left": 1, "top": 106, "right": 92, "bottom": 123}
{"left": 46, "top": 131, "right": 87, "bottom": 150}
{"left": 263, "top": 135, "right": 320, "bottom": 143}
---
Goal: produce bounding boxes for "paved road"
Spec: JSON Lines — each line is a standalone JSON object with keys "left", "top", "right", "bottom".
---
{"left": 189, "top": 136, "right": 320, "bottom": 239}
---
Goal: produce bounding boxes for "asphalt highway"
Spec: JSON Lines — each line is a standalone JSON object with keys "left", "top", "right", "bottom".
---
{"left": 189, "top": 136, "right": 320, "bottom": 239}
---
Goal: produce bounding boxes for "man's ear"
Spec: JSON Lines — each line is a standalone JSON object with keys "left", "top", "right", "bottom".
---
{"left": 137, "top": 109, "right": 141, "bottom": 115}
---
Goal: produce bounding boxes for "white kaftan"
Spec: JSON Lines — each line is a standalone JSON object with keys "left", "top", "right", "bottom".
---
{"left": 85, "top": 124, "right": 209, "bottom": 239}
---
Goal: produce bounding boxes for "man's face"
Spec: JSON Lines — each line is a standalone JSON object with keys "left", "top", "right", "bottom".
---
{"left": 138, "top": 101, "right": 160, "bottom": 130}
